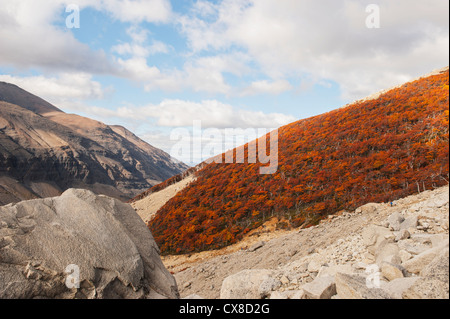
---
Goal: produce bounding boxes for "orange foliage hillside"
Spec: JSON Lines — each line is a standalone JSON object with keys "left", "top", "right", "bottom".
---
{"left": 149, "top": 70, "right": 449, "bottom": 255}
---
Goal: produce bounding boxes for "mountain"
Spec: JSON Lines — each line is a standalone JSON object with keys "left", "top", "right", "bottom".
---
{"left": 143, "top": 67, "right": 449, "bottom": 255}
{"left": 0, "top": 82, "right": 189, "bottom": 205}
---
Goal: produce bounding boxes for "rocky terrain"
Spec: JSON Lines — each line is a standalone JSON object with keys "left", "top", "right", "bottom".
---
{"left": 0, "top": 81, "right": 189, "bottom": 205}
{"left": 0, "top": 184, "right": 447, "bottom": 299}
{"left": 0, "top": 189, "right": 178, "bottom": 299}
{"left": 170, "top": 185, "right": 449, "bottom": 299}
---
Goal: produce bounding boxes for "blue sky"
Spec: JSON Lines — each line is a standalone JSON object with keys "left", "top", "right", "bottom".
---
{"left": 0, "top": 0, "right": 448, "bottom": 165}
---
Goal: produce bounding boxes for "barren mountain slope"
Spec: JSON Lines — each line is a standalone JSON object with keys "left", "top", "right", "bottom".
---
{"left": 0, "top": 83, "right": 189, "bottom": 205}
{"left": 169, "top": 185, "right": 449, "bottom": 299}
{"left": 0, "top": 81, "right": 62, "bottom": 115}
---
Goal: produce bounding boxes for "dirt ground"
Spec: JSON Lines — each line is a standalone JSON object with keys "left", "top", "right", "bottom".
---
{"left": 162, "top": 186, "right": 449, "bottom": 299}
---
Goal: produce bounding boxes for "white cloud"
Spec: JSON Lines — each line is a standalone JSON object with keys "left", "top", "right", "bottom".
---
{"left": 179, "top": 0, "right": 449, "bottom": 100}
{"left": 67, "top": 98, "right": 295, "bottom": 164}
{"left": 66, "top": 98, "right": 296, "bottom": 129}
{"left": 0, "top": 73, "right": 106, "bottom": 105}
{"left": 112, "top": 26, "right": 170, "bottom": 58}
{"left": 0, "top": 0, "right": 113, "bottom": 74}
{"left": 100, "top": 0, "right": 172, "bottom": 24}
{"left": 0, "top": 0, "right": 172, "bottom": 74}
{"left": 240, "top": 79, "right": 293, "bottom": 96}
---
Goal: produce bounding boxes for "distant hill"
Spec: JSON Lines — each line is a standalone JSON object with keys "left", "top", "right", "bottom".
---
{"left": 146, "top": 67, "right": 449, "bottom": 255}
{"left": 0, "top": 82, "right": 189, "bottom": 205}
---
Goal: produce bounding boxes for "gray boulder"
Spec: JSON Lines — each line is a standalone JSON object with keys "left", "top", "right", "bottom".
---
{"left": 220, "top": 269, "right": 275, "bottom": 299}
{"left": 335, "top": 273, "right": 392, "bottom": 299}
{"left": 402, "top": 242, "right": 449, "bottom": 274}
{"left": 402, "top": 278, "right": 449, "bottom": 299}
{"left": 0, "top": 189, "right": 179, "bottom": 299}
{"left": 388, "top": 212, "right": 405, "bottom": 231}
{"left": 399, "top": 216, "right": 418, "bottom": 232}
{"left": 362, "top": 225, "right": 392, "bottom": 255}
{"left": 420, "top": 248, "right": 449, "bottom": 283}
{"left": 381, "top": 277, "right": 420, "bottom": 299}
{"left": 303, "top": 276, "right": 336, "bottom": 299}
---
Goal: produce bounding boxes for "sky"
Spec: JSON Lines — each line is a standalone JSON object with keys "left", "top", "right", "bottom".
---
{"left": 0, "top": 0, "right": 448, "bottom": 165}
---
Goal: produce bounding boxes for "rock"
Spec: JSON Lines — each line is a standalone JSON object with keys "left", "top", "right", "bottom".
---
{"left": 411, "top": 234, "right": 434, "bottom": 245}
{"left": 270, "top": 290, "right": 305, "bottom": 299}
{"left": 399, "top": 250, "right": 413, "bottom": 263}
{"left": 381, "top": 277, "right": 420, "bottom": 299}
{"left": 183, "top": 282, "right": 192, "bottom": 289}
{"left": 307, "top": 254, "right": 326, "bottom": 273}
{"left": 402, "top": 242, "right": 449, "bottom": 274}
{"left": 430, "top": 234, "right": 449, "bottom": 248}
{"left": 399, "top": 216, "right": 418, "bottom": 232}
{"left": 353, "top": 262, "right": 368, "bottom": 271}
{"left": 279, "top": 275, "right": 290, "bottom": 285}
{"left": 362, "top": 225, "right": 392, "bottom": 254}
{"left": 183, "top": 294, "right": 205, "bottom": 299}
{"left": 394, "top": 229, "right": 410, "bottom": 242}
{"left": 248, "top": 241, "right": 265, "bottom": 252}
{"left": 380, "top": 262, "right": 405, "bottom": 281}
{"left": 259, "top": 276, "right": 282, "bottom": 298}
{"left": 375, "top": 242, "right": 401, "bottom": 265}
{"left": 220, "top": 269, "right": 274, "bottom": 299}
{"left": 303, "top": 276, "right": 337, "bottom": 299}
{"left": 269, "top": 291, "right": 289, "bottom": 299}
{"left": 0, "top": 189, "right": 179, "bottom": 299}
{"left": 402, "top": 278, "right": 449, "bottom": 299}
{"left": 388, "top": 212, "right": 405, "bottom": 231}
{"left": 419, "top": 248, "right": 449, "bottom": 282}
{"left": 318, "top": 264, "right": 354, "bottom": 279}
{"left": 355, "top": 203, "right": 379, "bottom": 215}
{"left": 399, "top": 242, "right": 430, "bottom": 256}
{"left": 335, "top": 273, "right": 392, "bottom": 299}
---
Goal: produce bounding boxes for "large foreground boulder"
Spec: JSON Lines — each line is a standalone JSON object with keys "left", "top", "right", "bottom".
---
{"left": 0, "top": 189, "right": 179, "bottom": 299}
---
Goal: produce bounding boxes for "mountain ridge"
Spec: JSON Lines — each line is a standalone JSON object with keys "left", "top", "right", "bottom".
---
{"left": 0, "top": 81, "right": 63, "bottom": 115}
{"left": 0, "top": 82, "right": 189, "bottom": 205}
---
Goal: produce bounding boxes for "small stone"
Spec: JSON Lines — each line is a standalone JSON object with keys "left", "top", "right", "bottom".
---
{"left": 399, "top": 216, "right": 418, "bottom": 231}
{"left": 248, "top": 241, "right": 265, "bottom": 252}
{"left": 280, "top": 275, "right": 290, "bottom": 285}
{"left": 259, "top": 277, "right": 282, "bottom": 298}
{"left": 380, "top": 262, "right": 405, "bottom": 281}
{"left": 335, "top": 273, "right": 392, "bottom": 299}
{"left": 381, "top": 277, "right": 420, "bottom": 299}
{"left": 303, "top": 276, "right": 336, "bottom": 299}
{"left": 395, "top": 229, "right": 411, "bottom": 242}
{"left": 399, "top": 250, "right": 413, "bottom": 263}
{"left": 183, "top": 294, "right": 205, "bottom": 299}
{"left": 269, "top": 291, "right": 289, "bottom": 299}
{"left": 354, "top": 262, "right": 368, "bottom": 270}
{"left": 183, "top": 282, "right": 192, "bottom": 289}
{"left": 388, "top": 212, "right": 405, "bottom": 231}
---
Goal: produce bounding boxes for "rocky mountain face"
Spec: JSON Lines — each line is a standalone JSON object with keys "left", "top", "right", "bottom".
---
{"left": 0, "top": 82, "right": 189, "bottom": 205}
{"left": 173, "top": 185, "right": 449, "bottom": 299}
{"left": 0, "top": 189, "right": 179, "bottom": 299}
